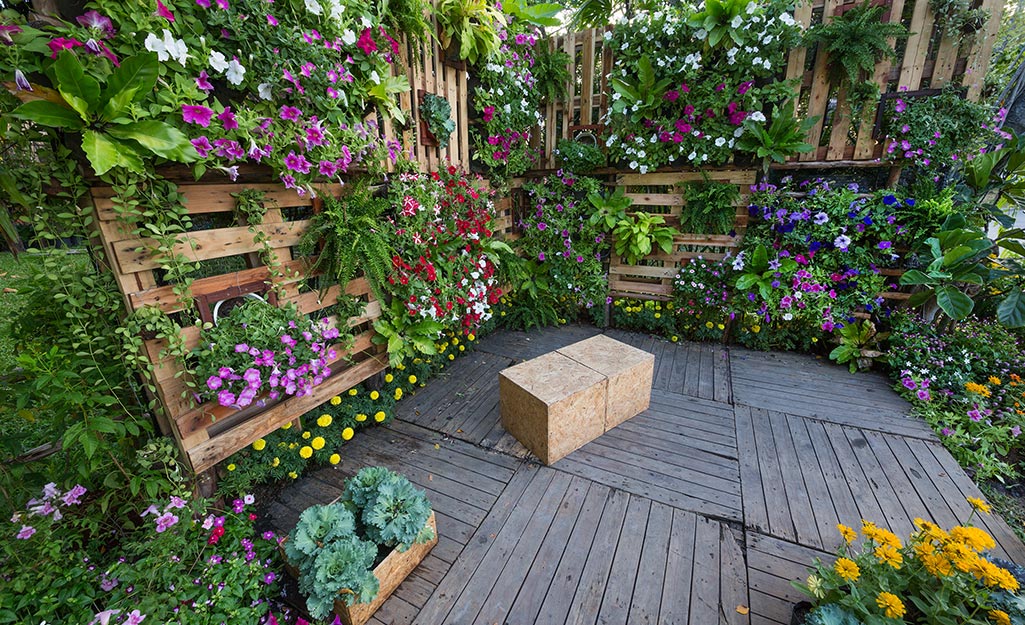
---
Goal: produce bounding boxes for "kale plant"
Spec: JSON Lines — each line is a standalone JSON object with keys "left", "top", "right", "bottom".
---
{"left": 342, "top": 467, "right": 435, "bottom": 552}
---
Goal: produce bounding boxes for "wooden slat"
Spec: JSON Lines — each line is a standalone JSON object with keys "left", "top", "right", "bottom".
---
{"left": 623, "top": 193, "right": 685, "bottom": 206}
{"left": 898, "top": 0, "right": 936, "bottom": 90}
{"left": 801, "top": 0, "right": 841, "bottom": 161}
{"left": 92, "top": 183, "right": 333, "bottom": 221}
{"left": 580, "top": 29, "right": 595, "bottom": 126}
{"left": 562, "top": 32, "right": 575, "bottom": 142}
{"left": 618, "top": 170, "right": 756, "bottom": 186}
{"left": 964, "top": 0, "right": 1004, "bottom": 100}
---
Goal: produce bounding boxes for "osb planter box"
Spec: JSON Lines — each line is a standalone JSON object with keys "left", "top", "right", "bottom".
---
{"left": 499, "top": 352, "right": 607, "bottom": 464}
{"left": 557, "top": 335, "right": 654, "bottom": 430}
{"left": 282, "top": 512, "right": 438, "bottom": 625}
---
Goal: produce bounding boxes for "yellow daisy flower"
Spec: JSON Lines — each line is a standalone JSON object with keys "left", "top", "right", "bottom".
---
{"left": 317, "top": 414, "right": 332, "bottom": 427}
{"left": 834, "top": 558, "right": 860, "bottom": 581}
{"left": 348, "top": 388, "right": 358, "bottom": 396}
{"left": 226, "top": 463, "right": 236, "bottom": 471}
{"left": 385, "top": 373, "right": 394, "bottom": 383}
{"left": 330, "top": 396, "right": 342, "bottom": 406}
{"left": 374, "top": 411, "right": 386, "bottom": 422}
{"left": 990, "top": 609, "right": 1011, "bottom": 625}
{"left": 967, "top": 496, "right": 992, "bottom": 514}
{"left": 837, "top": 524, "right": 857, "bottom": 544}
{"left": 876, "top": 592, "right": 904, "bottom": 619}
{"left": 370, "top": 390, "right": 380, "bottom": 400}
{"left": 409, "top": 375, "right": 417, "bottom": 384}
{"left": 301, "top": 431, "right": 311, "bottom": 440}
{"left": 355, "top": 413, "right": 368, "bottom": 422}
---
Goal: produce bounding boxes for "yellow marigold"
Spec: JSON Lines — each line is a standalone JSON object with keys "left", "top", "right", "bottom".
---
{"left": 329, "top": 453, "right": 340, "bottom": 465}
{"left": 451, "top": 337, "right": 459, "bottom": 346}
{"left": 348, "top": 388, "right": 358, "bottom": 396}
{"left": 409, "top": 375, "right": 417, "bottom": 384}
{"left": 990, "top": 609, "right": 1011, "bottom": 625}
{"left": 385, "top": 373, "right": 394, "bottom": 383}
{"left": 395, "top": 387, "right": 403, "bottom": 400}
{"left": 288, "top": 471, "right": 298, "bottom": 479}
{"left": 705, "top": 321, "right": 714, "bottom": 329}
{"left": 355, "top": 413, "right": 368, "bottom": 422}
{"left": 370, "top": 390, "right": 380, "bottom": 400}
{"left": 227, "top": 463, "right": 236, "bottom": 471}
{"left": 717, "top": 323, "right": 725, "bottom": 330}
{"left": 671, "top": 336, "right": 679, "bottom": 342}
{"left": 468, "top": 333, "right": 475, "bottom": 341}
{"left": 874, "top": 544, "right": 903, "bottom": 569}
{"left": 837, "top": 524, "right": 857, "bottom": 544}
{"left": 397, "top": 363, "right": 405, "bottom": 370}
{"left": 921, "top": 553, "right": 953, "bottom": 577}
{"left": 288, "top": 442, "right": 297, "bottom": 450}
{"left": 330, "top": 396, "right": 342, "bottom": 406}
{"left": 654, "top": 313, "right": 662, "bottom": 319}
{"left": 374, "top": 411, "right": 386, "bottom": 422}
{"left": 950, "top": 525, "right": 995, "bottom": 552}
{"left": 459, "top": 345, "right": 465, "bottom": 352}
{"left": 876, "top": 592, "right": 905, "bottom": 619}
{"left": 299, "top": 446, "right": 313, "bottom": 459}
{"left": 311, "top": 436, "right": 325, "bottom": 450}
{"left": 252, "top": 438, "right": 267, "bottom": 451}
{"left": 282, "top": 422, "right": 292, "bottom": 430}
{"left": 752, "top": 325, "right": 761, "bottom": 333}
{"left": 834, "top": 557, "right": 860, "bottom": 581}
{"left": 989, "top": 376, "right": 1002, "bottom": 386}
{"left": 317, "top": 414, "right": 332, "bottom": 427}
{"left": 966, "top": 382, "right": 992, "bottom": 397}
{"left": 342, "top": 427, "right": 354, "bottom": 441}
{"left": 967, "top": 496, "right": 992, "bottom": 514}
{"left": 302, "top": 431, "right": 311, "bottom": 440}
{"left": 448, "top": 354, "right": 455, "bottom": 360}
{"left": 271, "top": 457, "right": 280, "bottom": 467}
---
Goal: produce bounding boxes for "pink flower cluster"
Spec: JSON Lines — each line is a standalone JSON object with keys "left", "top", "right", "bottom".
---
{"left": 12, "top": 482, "right": 87, "bottom": 540}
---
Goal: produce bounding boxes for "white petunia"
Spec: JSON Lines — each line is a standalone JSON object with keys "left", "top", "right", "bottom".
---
{"left": 144, "top": 33, "right": 166, "bottom": 60}
{"left": 780, "top": 12, "right": 796, "bottom": 26}
{"left": 162, "top": 29, "right": 188, "bottom": 66}
{"left": 715, "top": 137, "right": 726, "bottom": 147}
{"left": 305, "top": 0, "right": 323, "bottom": 14}
{"left": 225, "top": 59, "right": 246, "bottom": 85}
{"left": 341, "top": 29, "right": 356, "bottom": 45}
{"left": 209, "top": 50, "right": 229, "bottom": 72}
{"left": 730, "top": 15, "right": 743, "bottom": 28}
{"left": 258, "top": 83, "right": 273, "bottom": 100}
{"left": 328, "top": 0, "right": 345, "bottom": 18}
{"left": 749, "top": 111, "right": 767, "bottom": 123}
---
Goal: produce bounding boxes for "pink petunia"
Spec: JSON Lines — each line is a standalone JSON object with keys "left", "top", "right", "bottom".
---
{"left": 156, "top": 0, "right": 175, "bottom": 22}
{"left": 196, "top": 70, "right": 213, "bottom": 91}
{"left": 154, "top": 511, "right": 178, "bottom": 532}
{"left": 48, "top": 37, "right": 83, "bottom": 58}
{"left": 357, "top": 28, "right": 377, "bottom": 55}
{"left": 218, "top": 107, "right": 238, "bottom": 130}
{"left": 266, "top": 14, "right": 278, "bottom": 26}
{"left": 16, "top": 525, "right": 35, "bottom": 539}
{"left": 182, "top": 105, "right": 214, "bottom": 127}
{"left": 76, "top": 10, "right": 116, "bottom": 38}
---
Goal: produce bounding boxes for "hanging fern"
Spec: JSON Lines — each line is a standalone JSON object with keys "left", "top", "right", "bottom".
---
{"left": 681, "top": 177, "right": 740, "bottom": 235}
{"left": 298, "top": 180, "right": 392, "bottom": 302}
{"left": 804, "top": 1, "right": 907, "bottom": 121}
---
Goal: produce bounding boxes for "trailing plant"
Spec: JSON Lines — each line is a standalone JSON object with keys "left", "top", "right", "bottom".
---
{"left": 372, "top": 299, "right": 447, "bottom": 367}
{"left": 736, "top": 100, "right": 818, "bottom": 175}
{"left": 420, "top": 94, "right": 456, "bottom": 150}
{"left": 299, "top": 182, "right": 393, "bottom": 304}
{"left": 341, "top": 466, "right": 435, "bottom": 551}
{"left": 232, "top": 188, "right": 288, "bottom": 299}
{"left": 929, "top": 0, "right": 988, "bottom": 39}
{"left": 557, "top": 137, "right": 606, "bottom": 173}
{"left": 804, "top": 1, "right": 907, "bottom": 121}
{"left": 232, "top": 189, "right": 270, "bottom": 227}
{"left": 436, "top": 0, "right": 507, "bottom": 64}
{"left": 530, "top": 44, "right": 572, "bottom": 104}
{"left": 118, "top": 304, "right": 194, "bottom": 400}
{"left": 828, "top": 319, "right": 888, "bottom": 373}
{"left": 795, "top": 504, "right": 1021, "bottom": 624}
{"left": 680, "top": 176, "right": 740, "bottom": 235}
{"left": 612, "top": 212, "right": 680, "bottom": 265}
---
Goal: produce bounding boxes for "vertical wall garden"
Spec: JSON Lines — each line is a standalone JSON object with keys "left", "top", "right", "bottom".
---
{"left": 0, "top": 0, "right": 1023, "bottom": 621}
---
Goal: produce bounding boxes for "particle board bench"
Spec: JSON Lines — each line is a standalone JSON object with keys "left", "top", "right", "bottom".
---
{"left": 498, "top": 335, "right": 654, "bottom": 464}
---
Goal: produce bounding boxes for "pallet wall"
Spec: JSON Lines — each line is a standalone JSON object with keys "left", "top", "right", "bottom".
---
{"left": 91, "top": 177, "right": 386, "bottom": 473}
{"left": 539, "top": 0, "right": 1004, "bottom": 168}
{"left": 608, "top": 170, "right": 757, "bottom": 300}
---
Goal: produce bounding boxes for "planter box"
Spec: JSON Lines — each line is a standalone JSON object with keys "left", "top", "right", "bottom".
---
{"left": 499, "top": 352, "right": 607, "bottom": 464}
{"left": 556, "top": 335, "right": 654, "bottom": 430}
{"left": 283, "top": 512, "right": 438, "bottom": 625}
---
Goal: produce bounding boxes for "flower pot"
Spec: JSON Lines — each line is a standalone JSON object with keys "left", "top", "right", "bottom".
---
{"left": 282, "top": 512, "right": 438, "bottom": 625}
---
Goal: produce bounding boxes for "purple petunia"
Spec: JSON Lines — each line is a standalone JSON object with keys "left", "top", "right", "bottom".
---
{"left": 217, "top": 390, "right": 237, "bottom": 407}
{"left": 916, "top": 389, "right": 930, "bottom": 401}
{"left": 279, "top": 105, "right": 302, "bottom": 122}
{"left": 195, "top": 70, "right": 213, "bottom": 91}
{"left": 191, "top": 136, "right": 213, "bottom": 158}
{"left": 16, "top": 525, "right": 35, "bottom": 539}
{"left": 878, "top": 241, "right": 892, "bottom": 250}
{"left": 217, "top": 107, "right": 238, "bottom": 130}
{"left": 76, "top": 10, "right": 116, "bottom": 38}
{"left": 284, "top": 151, "right": 312, "bottom": 174}
{"left": 182, "top": 105, "right": 214, "bottom": 127}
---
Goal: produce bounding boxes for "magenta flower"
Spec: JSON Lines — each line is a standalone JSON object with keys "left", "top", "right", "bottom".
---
{"left": 154, "top": 511, "right": 178, "bottom": 532}
{"left": 284, "top": 151, "right": 312, "bottom": 174}
{"left": 216, "top": 0, "right": 229, "bottom": 8}
{"left": 191, "top": 137, "right": 213, "bottom": 157}
{"left": 196, "top": 0, "right": 211, "bottom": 6}
{"left": 357, "top": 28, "right": 377, "bottom": 54}
{"left": 664, "top": 90, "right": 679, "bottom": 102}
{"left": 267, "top": 13, "right": 278, "bottom": 26}
{"left": 737, "top": 81, "right": 754, "bottom": 95}
{"left": 0, "top": 24, "right": 22, "bottom": 45}
{"left": 279, "top": 105, "right": 302, "bottom": 122}
{"left": 319, "top": 160, "right": 338, "bottom": 177}
{"left": 48, "top": 37, "right": 83, "bottom": 58}
{"left": 483, "top": 106, "right": 495, "bottom": 122}
{"left": 968, "top": 408, "right": 983, "bottom": 422}
{"left": 538, "top": 252, "right": 545, "bottom": 261}
{"left": 16, "top": 525, "right": 35, "bottom": 540}
{"left": 156, "top": 0, "right": 175, "bottom": 21}
{"left": 217, "top": 390, "right": 237, "bottom": 406}
{"left": 305, "top": 126, "right": 325, "bottom": 146}
{"left": 218, "top": 107, "right": 238, "bottom": 130}
{"left": 182, "top": 105, "right": 214, "bottom": 127}
{"left": 894, "top": 98, "right": 906, "bottom": 113}
{"left": 916, "top": 389, "right": 930, "bottom": 401}
{"left": 264, "top": 571, "right": 277, "bottom": 585}
{"left": 901, "top": 377, "right": 917, "bottom": 390}
{"left": 76, "top": 11, "right": 116, "bottom": 38}
{"left": 196, "top": 70, "right": 213, "bottom": 91}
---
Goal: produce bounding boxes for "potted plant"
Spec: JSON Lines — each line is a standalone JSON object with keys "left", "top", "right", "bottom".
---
{"left": 418, "top": 93, "right": 457, "bottom": 150}
{"left": 282, "top": 467, "right": 438, "bottom": 625}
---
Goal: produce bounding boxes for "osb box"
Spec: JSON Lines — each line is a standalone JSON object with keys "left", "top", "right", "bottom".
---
{"left": 558, "top": 334, "right": 654, "bottom": 430}
{"left": 499, "top": 352, "right": 606, "bottom": 464}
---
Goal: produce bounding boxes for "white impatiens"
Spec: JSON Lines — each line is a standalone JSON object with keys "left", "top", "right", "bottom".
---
{"left": 145, "top": 29, "right": 188, "bottom": 65}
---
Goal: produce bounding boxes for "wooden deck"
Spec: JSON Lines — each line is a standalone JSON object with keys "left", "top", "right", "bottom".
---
{"left": 264, "top": 324, "right": 1025, "bottom": 625}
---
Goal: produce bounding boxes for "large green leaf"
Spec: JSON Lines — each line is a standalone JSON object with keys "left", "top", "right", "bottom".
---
{"left": 751, "top": 244, "right": 769, "bottom": 273}
{"left": 53, "top": 51, "right": 100, "bottom": 119}
{"left": 82, "top": 130, "right": 145, "bottom": 175}
{"left": 107, "top": 121, "right": 199, "bottom": 161}
{"left": 899, "top": 269, "right": 935, "bottom": 286}
{"left": 101, "top": 53, "right": 159, "bottom": 121}
{"left": 998, "top": 289, "right": 1025, "bottom": 328}
{"left": 934, "top": 285, "right": 974, "bottom": 320}
{"left": 7, "top": 100, "right": 84, "bottom": 130}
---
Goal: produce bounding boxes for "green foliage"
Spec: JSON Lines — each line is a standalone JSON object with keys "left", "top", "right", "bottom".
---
{"left": 828, "top": 319, "right": 888, "bottom": 373}
{"left": 686, "top": 0, "right": 756, "bottom": 48}
{"left": 299, "top": 181, "right": 393, "bottom": 303}
{"left": 556, "top": 137, "right": 606, "bottom": 174}
{"left": 929, "top": 0, "right": 988, "bottom": 39}
{"left": 530, "top": 45, "right": 572, "bottom": 104}
{"left": 436, "top": 0, "right": 507, "bottom": 64}
{"left": 680, "top": 177, "right": 740, "bottom": 235}
{"left": 420, "top": 94, "right": 456, "bottom": 150}
{"left": 962, "top": 131, "right": 1025, "bottom": 221}
{"left": 734, "top": 243, "right": 797, "bottom": 301}
{"left": 612, "top": 212, "right": 679, "bottom": 264}
{"left": 803, "top": 604, "right": 863, "bottom": 625}
{"left": 609, "top": 54, "right": 673, "bottom": 123}
{"left": 804, "top": 2, "right": 907, "bottom": 119}
{"left": 586, "top": 187, "right": 633, "bottom": 230}
{"left": 287, "top": 504, "right": 358, "bottom": 562}
{"left": 379, "top": 0, "right": 437, "bottom": 43}
{"left": 502, "top": 0, "right": 562, "bottom": 27}
{"left": 343, "top": 466, "right": 435, "bottom": 551}
{"left": 736, "top": 101, "right": 817, "bottom": 174}
{"left": 373, "top": 299, "right": 446, "bottom": 367}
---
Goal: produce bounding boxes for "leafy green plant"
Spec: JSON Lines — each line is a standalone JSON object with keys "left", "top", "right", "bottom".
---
{"left": 372, "top": 299, "right": 446, "bottom": 367}
{"left": 930, "top": 0, "right": 988, "bottom": 39}
{"left": 962, "top": 131, "right": 1025, "bottom": 222}
{"left": 436, "top": 0, "right": 507, "bottom": 64}
{"left": 285, "top": 503, "right": 379, "bottom": 620}
{"left": 299, "top": 182, "right": 393, "bottom": 303}
{"left": 612, "top": 212, "right": 679, "bottom": 265}
{"left": 530, "top": 45, "right": 572, "bottom": 104}
{"left": 342, "top": 466, "right": 435, "bottom": 551}
{"left": 7, "top": 52, "right": 197, "bottom": 175}
{"left": 586, "top": 187, "right": 632, "bottom": 230}
{"left": 828, "top": 319, "right": 888, "bottom": 373}
{"left": 680, "top": 177, "right": 740, "bottom": 235}
{"left": 736, "top": 101, "right": 818, "bottom": 175}
{"left": 804, "top": 2, "right": 907, "bottom": 121}
{"left": 557, "top": 137, "right": 606, "bottom": 173}
{"left": 686, "top": 0, "right": 756, "bottom": 48}
{"left": 734, "top": 244, "right": 798, "bottom": 300}
{"left": 609, "top": 55, "right": 673, "bottom": 123}
{"left": 420, "top": 94, "right": 456, "bottom": 149}
{"left": 502, "top": 0, "right": 562, "bottom": 27}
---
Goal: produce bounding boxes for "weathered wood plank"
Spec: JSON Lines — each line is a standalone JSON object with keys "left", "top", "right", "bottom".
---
{"left": 628, "top": 502, "right": 673, "bottom": 625}
{"left": 564, "top": 489, "right": 630, "bottom": 625}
